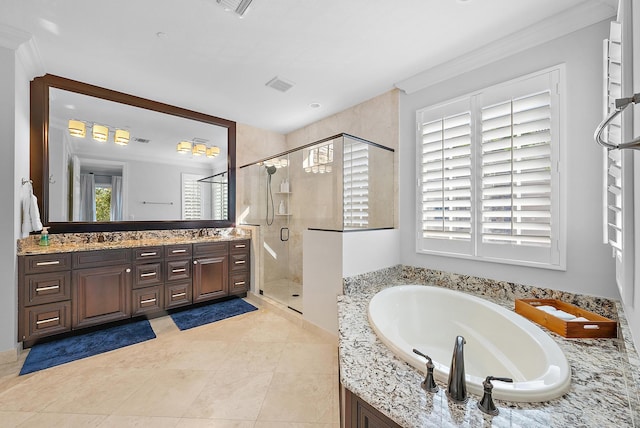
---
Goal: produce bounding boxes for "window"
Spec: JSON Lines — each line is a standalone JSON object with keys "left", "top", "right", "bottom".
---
{"left": 181, "top": 173, "right": 202, "bottom": 220}
{"left": 212, "top": 174, "right": 228, "bottom": 220}
{"left": 344, "top": 141, "right": 369, "bottom": 228}
{"left": 416, "top": 67, "right": 564, "bottom": 269}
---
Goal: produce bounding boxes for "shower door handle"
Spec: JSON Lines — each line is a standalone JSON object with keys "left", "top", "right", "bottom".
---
{"left": 280, "top": 227, "right": 289, "bottom": 242}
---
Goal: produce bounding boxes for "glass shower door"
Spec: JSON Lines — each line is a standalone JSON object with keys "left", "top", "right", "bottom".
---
{"left": 260, "top": 154, "right": 302, "bottom": 313}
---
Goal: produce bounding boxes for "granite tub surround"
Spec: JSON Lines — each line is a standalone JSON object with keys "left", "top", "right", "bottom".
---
{"left": 17, "top": 227, "right": 250, "bottom": 255}
{"left": 338, "top": 265, "right": 640, "bottom": 427}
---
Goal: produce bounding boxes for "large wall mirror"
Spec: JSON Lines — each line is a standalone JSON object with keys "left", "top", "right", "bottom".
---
{"left": 30, "top": 74, "right": 236, "bottom": 233}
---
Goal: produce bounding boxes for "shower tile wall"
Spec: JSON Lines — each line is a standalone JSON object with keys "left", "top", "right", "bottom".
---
{"left": 235, "top": 89, "right": 400, "bottom": 307}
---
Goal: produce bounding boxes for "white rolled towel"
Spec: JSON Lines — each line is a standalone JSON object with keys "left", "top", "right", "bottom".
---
{"left": 568, "top": 317, "right": 590, "bottom": 322}
{"left": 535, "top": 305, "right": 557, "bottom": 313}
{"left": 552, "top": 310, "right": 576, "bottom": 321}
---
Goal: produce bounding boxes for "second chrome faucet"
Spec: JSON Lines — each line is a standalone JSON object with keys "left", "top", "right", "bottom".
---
{"left": 447, "top": 335, "right": 468, "bottom": 404}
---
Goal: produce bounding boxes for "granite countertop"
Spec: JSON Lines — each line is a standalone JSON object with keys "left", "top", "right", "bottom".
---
{"left": 338, "top": 267, "right": 640, "bottom": 427}
{"left": 17, "top": 228, "right": 251, "bottom": 256}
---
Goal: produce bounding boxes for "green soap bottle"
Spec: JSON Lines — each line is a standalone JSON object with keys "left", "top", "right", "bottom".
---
{"left": 39, "top": 226, "right": 50, "bottom": 246}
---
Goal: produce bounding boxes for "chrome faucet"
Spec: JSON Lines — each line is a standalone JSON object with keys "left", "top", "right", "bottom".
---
{"left": 447, "top": 335, "right": 467, "bottom": 404}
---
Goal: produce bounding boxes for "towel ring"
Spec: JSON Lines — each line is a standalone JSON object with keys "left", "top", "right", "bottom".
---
{"left": 594, "top": 93, "right": 640, "bottom": 150}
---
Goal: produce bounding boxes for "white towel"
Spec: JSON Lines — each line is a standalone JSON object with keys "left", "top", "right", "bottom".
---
{"left": 22, "top": 183, "right": 43, "bottom": 236}
{"left": 568, "top": 317, "right": 590, "bottom": 322}
{"left": 552, "top": 310, "right": 576, "bottom": 321}
{"left": 535, "top": 305, "right": 557, "bottom": 313}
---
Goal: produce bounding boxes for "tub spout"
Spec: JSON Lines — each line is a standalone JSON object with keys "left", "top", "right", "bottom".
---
{"left": 447, "top": 335, "right": 468, "bottom": 404}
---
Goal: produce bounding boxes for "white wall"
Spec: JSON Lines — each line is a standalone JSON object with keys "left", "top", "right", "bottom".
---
{"left": 625, "top": 0, "right": 640, "bottom": 349}
{"left": 303, "top": 229, "right": 401, "bottom": 334}
{"left": 0, "top": 41, "right": 31, "bottom": 358}
{"left": 399, "top": 20, "right": 617, "bottom": 298}
{"left": 125, "top": 160, "right": 214, "bottom": 221}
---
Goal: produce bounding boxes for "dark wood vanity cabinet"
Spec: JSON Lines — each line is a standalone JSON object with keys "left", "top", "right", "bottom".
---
{"left": 18, "top": 239, "right": 250, "bottom": 346}
{"left": 164, "top": 244, "right": 193, "bottom": 310}
{"left": 193, "top": 242, "right": 229, "bottom": 303}
{"left": 229, "top": 240, "right": 250, "bottom": 295}
{"left": 18, "top": 253, "right": 73, "bottom": 343}
{"left": 344, "top": 388, "right": 401, "bottom": 428}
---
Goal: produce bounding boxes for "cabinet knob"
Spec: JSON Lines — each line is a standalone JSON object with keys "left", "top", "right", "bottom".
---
{"left": 193, "top": 260, "right": 198, "bottom": 265}
{"left": 126, "top": 268, "right": 131, "bottom": 273}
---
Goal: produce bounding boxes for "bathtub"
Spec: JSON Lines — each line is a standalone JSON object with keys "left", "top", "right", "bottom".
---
{"left": 367, "top": 285, "right": 571, "bottom": 402}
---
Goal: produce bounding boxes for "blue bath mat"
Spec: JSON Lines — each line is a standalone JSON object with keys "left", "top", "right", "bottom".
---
{"left": 20, "top": 319, "right": 156, "bottom": 375}
{"left": 170, "top": 298, "right": 258, "bottom": 330}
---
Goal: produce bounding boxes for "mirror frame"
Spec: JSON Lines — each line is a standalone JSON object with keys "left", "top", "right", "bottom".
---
{"left": 30, "top": 74, "right": 236, "bottom": 233}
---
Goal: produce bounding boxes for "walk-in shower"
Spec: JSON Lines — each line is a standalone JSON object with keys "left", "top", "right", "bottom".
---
{"left": 238, "top": 133, "right": 394, "bottom": 313}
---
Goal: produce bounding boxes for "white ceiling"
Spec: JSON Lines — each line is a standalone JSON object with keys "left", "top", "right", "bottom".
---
{"left": 0, "top": 0, "right": 617, "bottom": 134}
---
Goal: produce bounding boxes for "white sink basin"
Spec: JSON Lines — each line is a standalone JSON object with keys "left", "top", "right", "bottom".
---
{"left": 368, "top": 285, "right": 571, "bottom": 402}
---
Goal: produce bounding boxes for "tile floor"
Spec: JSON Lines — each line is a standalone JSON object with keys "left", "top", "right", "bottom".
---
{"left": 0, "top": 299, "right": 340, "bottom": 427}
{"left": 262, "top": 279, "right": 303, "bottom": 313}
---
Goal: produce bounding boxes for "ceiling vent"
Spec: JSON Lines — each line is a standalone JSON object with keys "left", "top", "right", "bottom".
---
{"left": 216, "top": 0, "right": 254, "bottom": 17}
{"left": 265, "top": 76, "right": 295, "bottom": 93}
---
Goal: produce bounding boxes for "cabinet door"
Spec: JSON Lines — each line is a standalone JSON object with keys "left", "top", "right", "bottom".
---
{"left": 193, "top": 255, "right": 228, "bottom": 303}
{"left": 73, "top": 264, "right": 132, "bottom": 329}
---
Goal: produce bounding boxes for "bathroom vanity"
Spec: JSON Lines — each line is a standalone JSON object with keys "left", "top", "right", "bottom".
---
{"left": 338, "top": 266, "right": 640, "bottom": 427}
{"left": 17, "top": 234, "right": 250, "bottom": 348}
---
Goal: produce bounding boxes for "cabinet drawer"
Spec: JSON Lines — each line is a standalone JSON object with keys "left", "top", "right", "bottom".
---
{"left": 24, "top": 301, "right": 71, "bottom": 341}
{"left": 193, "top": 241, "right": 228, "bottom": 257}
{"left": 230, "top": 253, "right": 249, "bottom": 272}
{"left": 166, "top": 259, "right": 191, "bottom": 282}
{"left": 24, "top": 253, "right": 72, "bottom": 274}
{"left": 229, "top": 272, "right": 249, "bottom": 295}
{"left": 230, "top": 240, "right": 250, "bottom": 254}
{"left": 133, "top": 263, "right": 163, "bottom": 289}
{"left": 24, "top": 271, "right": 71, "bottom": 306}
{"left": 73, "top": 249, "right": 131, "bottom": 269}
{"left": 165, "top": 281, "right": 192, "bottom": 309}
{"left": 165, "top": 244, "right": 192, "bottom": 259}
{"left": 132, "top": 286, "right": 164, "bottom": 316}
{"left": 133, "top": 247, "right": 163, "bottom": 262}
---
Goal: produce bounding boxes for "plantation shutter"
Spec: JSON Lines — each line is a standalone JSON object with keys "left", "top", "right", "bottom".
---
{"left": 604, "top": 22, "right": 623, "bottom": 258}
{"left": 181, "top": 173, "right": 202, "bottom": 220}
{"left": 477, "top": 70, "right": 560, "bottom": 265}
{"left": 344, "top": 142, "right": 369, "bottom": 228}
{"left": 417, "top": 98, "right": 473, "bottom": 255}
{"left": 480, "top": 91, "right": 552, "bottom": 247}
{"left": 213, "top": 175, "right": 228, "bottom": 219}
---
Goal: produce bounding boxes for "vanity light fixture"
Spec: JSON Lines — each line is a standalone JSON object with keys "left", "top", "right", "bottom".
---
{"left": 176, "top": 141, "right": 192, "bottom": 153}
{"left": 92, "top": 124, "right": 109, "bottom": 142}
{"left": 192, "top": 143, "right": 207, "bottom": 156}
{"left": 114, "top": 129, "right": 130, "bottom": 146}
{"left": 206, "top": 146, "right": 221, "bottom": 158}
{"left": 68, "top": 120, "right": 86, "bottom": 138}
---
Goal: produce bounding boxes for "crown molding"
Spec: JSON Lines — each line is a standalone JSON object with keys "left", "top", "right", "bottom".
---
{"left": 0, "top": 23, "right": 31, "bottom": 50}
{"left": 395, "top": 0, "right": 617, "bottom": 94}
{"left": 0, "top": 23, "right": 45, "bottom": 76}
{"left": 16, "top": 37, "right": 45, "bottom": 77}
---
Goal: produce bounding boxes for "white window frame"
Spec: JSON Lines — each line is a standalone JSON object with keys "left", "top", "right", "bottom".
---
{"left": 415, "top": 66, "right": 566, "bottom": 270}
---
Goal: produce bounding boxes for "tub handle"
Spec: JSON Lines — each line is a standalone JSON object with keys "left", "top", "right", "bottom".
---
{"left": 477, "top": 376, "right": 513, "bottom": 416}
{"left": 412, "top": 348, "right": 438, "bottom": 393}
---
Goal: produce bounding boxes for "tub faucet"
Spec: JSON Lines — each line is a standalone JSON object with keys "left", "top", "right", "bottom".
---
{"left": 447, "top": 335, "right": 467, "bottom": 404}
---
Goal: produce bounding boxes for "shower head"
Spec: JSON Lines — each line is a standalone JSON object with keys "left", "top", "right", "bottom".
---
{"left": 266, "top": 166, "right": 277, "bottom": 175}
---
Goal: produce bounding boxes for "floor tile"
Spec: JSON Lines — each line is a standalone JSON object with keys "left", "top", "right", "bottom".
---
{"left": 184, "top": 370, "right": 273, "bottom": 420}
{"left": 0, "top": 308, "right": 340, "bottom": 426}
{"left": 257, "top": 372, "right": 336, "bottom": 423}
{"left": 113, "top": 369, "right": 213, "bottom": 417}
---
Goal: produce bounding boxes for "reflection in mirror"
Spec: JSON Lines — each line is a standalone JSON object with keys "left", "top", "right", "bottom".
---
{"left": 48, "top": 88, "right": 229, "bottom": 222}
